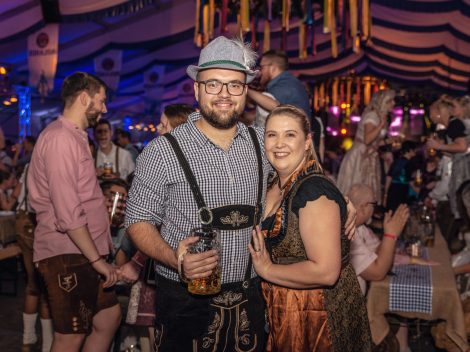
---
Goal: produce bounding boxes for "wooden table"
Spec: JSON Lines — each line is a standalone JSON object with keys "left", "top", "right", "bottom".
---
{"left": 367, "top": 229, "right": 469, "bottom": 351}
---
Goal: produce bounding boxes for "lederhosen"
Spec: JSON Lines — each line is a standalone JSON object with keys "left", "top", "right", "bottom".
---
{"left": 153, "top": 128, "right": 266, "bottom": 352}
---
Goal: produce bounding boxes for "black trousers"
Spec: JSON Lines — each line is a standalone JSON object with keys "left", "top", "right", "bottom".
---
{"left": 153, "top": 276, "right": 266, "bottom": 352}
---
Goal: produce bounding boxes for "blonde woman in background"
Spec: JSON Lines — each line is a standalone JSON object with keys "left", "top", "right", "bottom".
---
{"left": 337, "top": 89, "right": 396, "bottom": 203}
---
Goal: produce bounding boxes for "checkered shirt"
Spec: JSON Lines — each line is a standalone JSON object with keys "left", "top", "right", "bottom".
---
{"left": 389, "top": 248, "right": 433, "bottom": 314}
{"left": 125, "top": 112, "right": 272, "bottom": 283}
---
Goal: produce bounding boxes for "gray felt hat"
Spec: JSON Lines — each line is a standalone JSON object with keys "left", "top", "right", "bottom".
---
{"left": 187, "top": 36, "right": 258, "bottom": 83}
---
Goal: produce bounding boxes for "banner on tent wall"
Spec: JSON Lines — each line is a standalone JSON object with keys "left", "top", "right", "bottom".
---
{"left": 94, "top": 50, "right": 122, "bottom": 92}
{"left": 178, "top": 80, "right": 195, "bottom": 105}
{"left": 28, "top": 24, "right": 59, "bottom": 98}
{"left": 144, "top": 65, "right": 165, "bottom": 101}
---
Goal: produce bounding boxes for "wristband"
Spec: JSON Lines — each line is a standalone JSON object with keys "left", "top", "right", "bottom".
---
{"left": 383, "top": 233, "right": 397, "bottom": 240}
{"left": 89, "top": 257, "right": 102, "bottom": 264}
{"left": 177, "top": 249, "right": 189, "bottom": 283}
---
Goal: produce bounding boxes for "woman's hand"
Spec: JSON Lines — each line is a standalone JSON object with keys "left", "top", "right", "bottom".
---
{"left": 426, "top": 138, "right": 442, "bottom": 151}
{"left": 249, "top": 226, "right": 273, "bottom": 279}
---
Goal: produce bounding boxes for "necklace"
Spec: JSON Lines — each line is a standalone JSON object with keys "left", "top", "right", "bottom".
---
{"left": 277, "top": 178, "right": 289, "bottom": 196}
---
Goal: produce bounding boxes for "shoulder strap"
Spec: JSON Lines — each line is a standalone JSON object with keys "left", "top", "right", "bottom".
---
{"left": 163, "top": 134, "right": 212, "bottom": 226}
{"left": 247, "top": 127, "right": 263, "bottom": 224}
{"left": 115, "top": 146, "right": 120, "bottom": 176}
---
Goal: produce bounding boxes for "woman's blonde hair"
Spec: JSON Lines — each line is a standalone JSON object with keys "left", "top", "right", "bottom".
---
{"left": 430, "top": 97, "right": 454, "bottom": 119}
{"left": 265, "top": 104, "right": 323, "bottom": 174}
{"left": 363, "top": 89, "right": 395, "bottom": 116}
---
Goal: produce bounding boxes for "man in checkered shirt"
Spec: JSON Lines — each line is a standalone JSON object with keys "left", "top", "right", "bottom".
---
{"left": 125, "top": 36, "right": 356, "bottom": 351}
{"left": 125, "top": 36, "right": 271, "bottom": 351}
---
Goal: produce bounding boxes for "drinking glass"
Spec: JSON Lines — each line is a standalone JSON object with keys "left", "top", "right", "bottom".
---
{"left": 187, "top": 227, "right": 221, "bottom": 295}
{"left": 103, "top": 162, "right": 113, "bottom": 175}
{"left": 108, "top": 191, "right": 126, "bottom": 227}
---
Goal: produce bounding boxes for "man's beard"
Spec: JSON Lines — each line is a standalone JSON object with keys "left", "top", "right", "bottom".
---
{"left": 199, "top": 101, "right": 243, "bottom": 130}
{"left": 86, "top": 103, "right": 101, "bottom": 128}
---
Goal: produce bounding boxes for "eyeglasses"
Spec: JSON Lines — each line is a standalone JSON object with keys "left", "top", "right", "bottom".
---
{"left": 198, "top": 80, "right": 246, "bottom": 96}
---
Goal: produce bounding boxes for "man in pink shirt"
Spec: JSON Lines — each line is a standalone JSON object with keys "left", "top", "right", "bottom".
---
{"left": 28, "top": 72, "right": 121, "bottom": 352}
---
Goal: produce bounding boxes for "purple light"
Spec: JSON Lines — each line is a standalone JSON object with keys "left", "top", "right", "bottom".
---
{"left": 389, "top": 131, "right": 399, "bottom": 137}
{"left": 393, "top": 108, "right": 403, "bottom": 116}
{"left": 330, "top": 106, "right": 340, "bottom": 116}
{"left": 326, "top": 126, "right": 333, "bottom": 132}
{"left": 331, "top": 130, "right": 338, "bottom": 136}
{"left": 350, "top": 115, "right": 361, "bottom": 122}
{"left": 409, "top": 108, "right": 425, "bottom": 115}
{"left": 390, "top": 117, "right": 402, "bottom": 128}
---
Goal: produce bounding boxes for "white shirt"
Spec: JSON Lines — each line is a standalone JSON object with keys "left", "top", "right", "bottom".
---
{"left": 429, "top": 155, "right": 452, "bottom": 202}
{"left": 96, "top": 143, "right": 135, "bottom": 180}
{"left": 16, "top": 164, "right": 33, "bottom": 212}
{"left": 254, "top": 92, "right": 277, "bottom": 128}
{"left": 350, "top": 225, "right": 381, "bottom": 295}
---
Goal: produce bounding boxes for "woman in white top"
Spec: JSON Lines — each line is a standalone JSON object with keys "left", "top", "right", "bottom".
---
{"left": 337, "top": 89, "right": 396, "bottom": 203}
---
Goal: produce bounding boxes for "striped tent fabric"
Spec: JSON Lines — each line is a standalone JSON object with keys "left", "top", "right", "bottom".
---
{"left": 0, "top": 0, "right": 469, "bottom": 116}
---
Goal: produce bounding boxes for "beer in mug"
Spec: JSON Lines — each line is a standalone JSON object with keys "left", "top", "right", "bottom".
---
{"left": 187, "top": 227, "right": 221, "bottom": 295}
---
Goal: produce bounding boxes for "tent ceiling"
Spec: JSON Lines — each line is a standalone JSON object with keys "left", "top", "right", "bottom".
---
{"left": 1, "top": 0, "right": 469, "bottom": 120}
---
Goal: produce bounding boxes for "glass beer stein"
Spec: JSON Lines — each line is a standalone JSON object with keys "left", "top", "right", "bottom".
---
{"left": 187, "top": 227, "right": 221, "bottom": 295}
{"left": 103, "top": 161, "right": 113, "bottom": 175}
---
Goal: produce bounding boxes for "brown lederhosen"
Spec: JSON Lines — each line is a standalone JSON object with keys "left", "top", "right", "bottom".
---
{"left": 153, "top": 129, "right": 266, "bottom": 352}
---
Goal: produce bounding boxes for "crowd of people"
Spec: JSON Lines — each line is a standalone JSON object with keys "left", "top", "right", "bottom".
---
{"left": 0, "top": 34, "right": 469, "bottom": 352}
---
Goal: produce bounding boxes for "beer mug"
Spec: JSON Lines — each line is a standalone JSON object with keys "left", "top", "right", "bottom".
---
{"left": 187, "top": 227, "right": 221, "bottom": 295}
{"left": 103, "top": 161, "right": 113, "bottom": 175}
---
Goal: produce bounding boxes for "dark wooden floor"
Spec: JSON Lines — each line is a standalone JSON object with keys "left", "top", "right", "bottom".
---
{"left": 0, "top": 257, "right": 35, "bottom": 352}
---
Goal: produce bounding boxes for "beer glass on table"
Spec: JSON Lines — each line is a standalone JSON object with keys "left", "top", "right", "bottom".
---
{"left": 187, "top": 227, "right": 221, "bottom": 295}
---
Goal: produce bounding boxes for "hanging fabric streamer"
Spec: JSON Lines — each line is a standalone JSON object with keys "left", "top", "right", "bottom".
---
{"left": 313, "top": 85, "right": 319, "bottom": 112}
{"left": 221, "top": 0, "right": 228, "bottom": 33}
{"left": 306, "top": 0, "right": 313, "bottom": 25}
{"left": 267, "top": 0, "right": 273, "bottom": 21}
{"left": 323, "top": 0, "right": 330, "bottom": 33}
{"left": 349, "top": 0, "right": 357, "bottom": 38}
{"left": 209, "top": 0, "right": 215, "bottom": 39}
{"left": 329, "top": 0, "right": 337, "bottom": 58}
{"left": 194, "top": 0, "right": 200, "bottom": 45}
{"left": 364, "top": 78, "right": 371, "bottom": 106}
{"left": 299, "top": 22, "right": 307, "bottom": 59}
{"left": 282, "top": 0, "right": 288, "bottom": 32}
{"left": 353, "top": 34, "right": 361, "bottom": 53}
{"left": 203, "top": 4, "right": 210, "bottom": 46}
{"left": 362, "top": 0, "right": 370, "bottom": 39}
{"left": 373, "top": 82, "right": 379, "bottom": 94}
{"left": 338, "top": 0, "right": 344, "bottom": 26}
{"left": 263, "top": 20, "right": 271, "bottom": 52}
{"left": 319, "top": 82, "right": 325, "bottom": 109}
{"left": 240, "top": 0, "right": 250, "bottom": 32}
